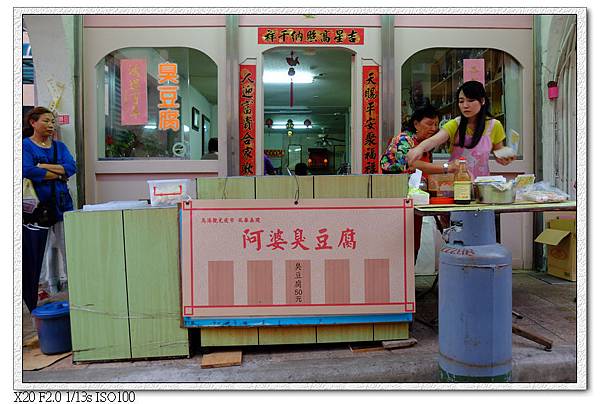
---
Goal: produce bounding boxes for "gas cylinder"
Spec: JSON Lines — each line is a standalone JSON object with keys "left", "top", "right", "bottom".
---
{"left": 438, "top": 210, "right": 512, "bottom": 382}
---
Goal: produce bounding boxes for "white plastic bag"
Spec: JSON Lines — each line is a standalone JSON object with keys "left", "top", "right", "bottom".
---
{"left": 516, "top": 181, "right": 570, "bottom": 203}
{"left": 407, "top": 169, "right": 430, "bottom": 205}
{"left": 39, "top": 221, "right": 68, "bottom": 297}
{"left": 23, "top": 178, "right": 39, "bottom": 214}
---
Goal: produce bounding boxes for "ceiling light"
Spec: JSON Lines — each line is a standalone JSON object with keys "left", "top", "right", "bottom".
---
{"left": 272, "top": 125, "right": 311, "bottom": 130}
{"left": 263, "top": 71, "right": 314, "bottom": 84}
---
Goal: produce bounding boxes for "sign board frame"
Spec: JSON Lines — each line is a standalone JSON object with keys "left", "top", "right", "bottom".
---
{"left": 179, "top": 198, "right": 415, "bottom": 326}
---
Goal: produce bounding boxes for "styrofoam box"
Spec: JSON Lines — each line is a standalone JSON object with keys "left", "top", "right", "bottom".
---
{"left": 147, "top": 179, "right": 192, "bottom": 207}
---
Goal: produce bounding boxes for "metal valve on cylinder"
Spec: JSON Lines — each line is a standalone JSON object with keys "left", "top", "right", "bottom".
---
{"left": 438, "top": 210, "right": 513, "bottom": 382}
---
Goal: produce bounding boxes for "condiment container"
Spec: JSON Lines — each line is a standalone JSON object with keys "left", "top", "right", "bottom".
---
{"left": 475, "top": 183, "right": 516, "bottom": 204}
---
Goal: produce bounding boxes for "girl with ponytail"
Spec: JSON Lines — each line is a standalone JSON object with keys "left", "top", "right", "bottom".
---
{"left": 407, "top": 80, "right": 515, "bottom": 178}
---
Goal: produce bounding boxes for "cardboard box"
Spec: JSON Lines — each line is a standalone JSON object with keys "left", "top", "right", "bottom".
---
{"left": 534, "top": 219, "right": 576, "bottom": 281}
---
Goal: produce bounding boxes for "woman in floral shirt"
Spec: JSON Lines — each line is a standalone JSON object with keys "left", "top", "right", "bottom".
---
{"left": 381, "top": 104, "right": 456, "bottom": 176}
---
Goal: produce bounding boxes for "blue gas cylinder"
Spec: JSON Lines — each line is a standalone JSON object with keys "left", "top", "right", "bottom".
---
{"left": 438, "top": 211, "right": 512, "bottom": 382}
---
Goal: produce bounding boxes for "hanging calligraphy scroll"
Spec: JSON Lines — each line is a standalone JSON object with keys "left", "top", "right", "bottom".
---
{"left": 120, "top": 59, "right": 148, "bottom": 126}
{"left": 180, "top": 198, "right": 415, "bottom": 326}
{"left": 239, "top": 65, "right": 257, "bottom": 176}
{"left": 362, "top": 65, "right": 380, "bottom": 174}
{"left": 258, "top": 27, "right": 364, "bottom": 45}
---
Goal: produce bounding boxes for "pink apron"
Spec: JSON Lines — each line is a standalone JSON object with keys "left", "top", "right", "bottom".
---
{"left": 449, "top": 118, "right": 495, "bottom": 178}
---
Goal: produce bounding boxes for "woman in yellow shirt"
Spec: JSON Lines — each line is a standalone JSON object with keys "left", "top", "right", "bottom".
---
{"left": 407, "top": 80, "right": 515, "bottom": 177}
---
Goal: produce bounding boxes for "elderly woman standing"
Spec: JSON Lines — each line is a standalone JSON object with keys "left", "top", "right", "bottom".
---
{"left": 381, "top": 104, "right": 458, "bottom": 176}
{"left": 22, "top": 106, "right": 76, "bottom": 312}
{"left": 380, "top": 105, "right": 456, "bottom": 262}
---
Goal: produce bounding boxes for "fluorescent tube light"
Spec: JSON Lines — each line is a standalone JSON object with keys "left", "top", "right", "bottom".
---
{"left": 263, "top": 71, "right": 314, "bottom": 84}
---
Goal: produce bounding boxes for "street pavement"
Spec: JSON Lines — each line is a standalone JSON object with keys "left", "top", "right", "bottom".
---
{"left": 21, "top": 273, "right": 580, "bottom": 385}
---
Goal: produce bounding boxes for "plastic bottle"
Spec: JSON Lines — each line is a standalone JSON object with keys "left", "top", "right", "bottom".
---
{"left": 453, "top": 157, "right": 472, "bottom": 204}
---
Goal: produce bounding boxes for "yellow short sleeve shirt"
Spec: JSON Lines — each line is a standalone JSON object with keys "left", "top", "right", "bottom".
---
{"left": 442, "top": 118, "right": 506, "bottom": 152}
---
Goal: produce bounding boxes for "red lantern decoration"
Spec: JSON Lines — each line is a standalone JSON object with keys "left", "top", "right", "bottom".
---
{"left": 287, "top": 51, "right": 300, "bottom": 108}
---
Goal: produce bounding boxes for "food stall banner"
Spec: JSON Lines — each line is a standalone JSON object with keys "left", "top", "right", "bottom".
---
{"left": 157, "top": 62, "right": 180, "bottom": 132}
{"left": 120, "top": 59, "right": 148, "bottom": 126}
{"left": 180, "top": 198, "right": 415, "bottom": 325}
{"left": 239, "top": 65, "right": 257, "bottom": 176}
{"left": 362, "top": 65, "right": 380, "bottom": 174}
{"left": 463, "top": 59, "right": 485, "bottom": 85}
{"left": 258, "top": 27, "right": 364, "bottom": 45}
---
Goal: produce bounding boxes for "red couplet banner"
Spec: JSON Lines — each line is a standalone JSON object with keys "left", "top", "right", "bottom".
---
{"left": 239, "top": 65, "right": 257, "bottom": 175}
{"left": 362, "top": 65, "right": 380, "bottom": 174}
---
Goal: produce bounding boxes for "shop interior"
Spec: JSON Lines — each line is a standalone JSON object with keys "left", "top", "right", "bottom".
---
{"left": 262, "top": 47, "right": 352, "bottom": 175}
{"left": 96, "top": 47, "right": 218, "bottom": 161}
{"left": 401, "top": 47, "right": 524, "bottom": 158}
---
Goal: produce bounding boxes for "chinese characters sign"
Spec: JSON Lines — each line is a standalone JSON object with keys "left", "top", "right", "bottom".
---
{"left": 120, "top": 59, "right": 148, "bottom": 126}
{"left": 180, "top": 198, "right": 415, "bottom": 322}
{"left": 463, "top": 59, "right": 485, "bottom": 85}
{"left": 362, "top": 66, "right": 380, "bottom": 174}
{"left": 239, "top": 65, "right": 257, "bottom": 176}
{"left": 157, "top": 62, "right": 180, "bottom": 132}
{"left": 264, "top": 149, "right": 284, "bottom": 158}
{"left": 258, "top": 27, "right": 364, "bottom": 45}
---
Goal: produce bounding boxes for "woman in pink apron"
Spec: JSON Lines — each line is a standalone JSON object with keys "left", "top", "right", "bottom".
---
{"left": 448, "top": 116, "right": 495, "bottom": 178}
{"left": 406, "top": 81, "right": 515, "bottom": 177}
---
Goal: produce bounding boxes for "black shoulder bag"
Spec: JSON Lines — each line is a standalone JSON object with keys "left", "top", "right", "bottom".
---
{"left": 29, "top": 144, "right": 59, "bottom": 228}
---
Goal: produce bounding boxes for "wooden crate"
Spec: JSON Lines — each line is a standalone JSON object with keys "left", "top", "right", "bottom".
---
{"left": 259, "top": 326, "right": 316, "bottom": 345}
{"left": 123, "top": 208, "right": 190, "bottom": 358}
{"left": 66, "top": 174, "right": 413, "bottom": 357}
{"left": 314, "top": 175, "right": 370, "bottom": 198}
{"left": 255, "top": 176, "right": 314, "bottom": 200}
{"left": 200, "top": 327, "right": 258, "bottom": 346}
{"left": 316, "top": 324, "right": 374, "bottom": 343}
{"left": 374, "top": 322, "right": 409, "bottom": 340}
{"left": 371, "top": 174, "right": 408, "bottom": 198}
{"left": 64, "top": 211, "right": 131, "bottom": 362}
{"left": 197, "top": 176, "right": 255, "bottom": 199}
{"left": 64, "top": 208, "right": 190, "bottom": 362}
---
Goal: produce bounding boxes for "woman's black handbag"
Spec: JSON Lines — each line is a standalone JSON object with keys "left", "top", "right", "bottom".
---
{"left": 29, "top": 200, "right": 58, "bottom": 228}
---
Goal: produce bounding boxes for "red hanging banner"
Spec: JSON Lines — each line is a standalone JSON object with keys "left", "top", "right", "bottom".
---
{"left": 239, "top": 65, "right": 257, "bottom": 176}
{"left": 120, "top": 59, "right": 148, "bottom": 126}
{"left": 362, "top": 65, "right": 380, "bottom": 174}
{"left": 258, "top": 27, "right": 364, "bottom": 45}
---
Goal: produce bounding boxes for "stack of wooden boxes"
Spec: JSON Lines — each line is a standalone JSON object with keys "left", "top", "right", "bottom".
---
{"left": 65, "top": 174, "right": 410, "bottom": 361}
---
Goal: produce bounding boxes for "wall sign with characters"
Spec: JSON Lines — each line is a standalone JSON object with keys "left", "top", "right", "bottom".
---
{"left": 179, "top": 198, "right": 415, "bottom": 326}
